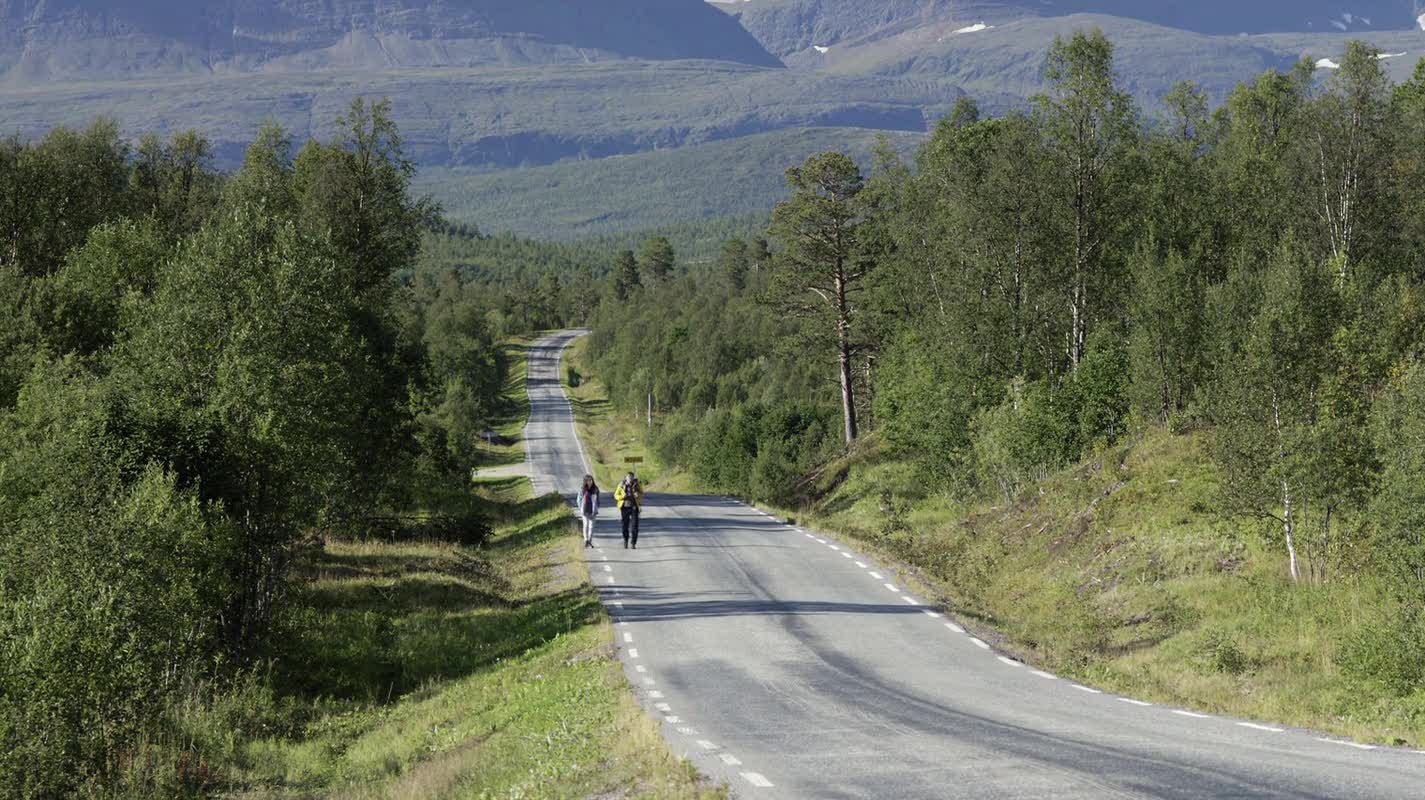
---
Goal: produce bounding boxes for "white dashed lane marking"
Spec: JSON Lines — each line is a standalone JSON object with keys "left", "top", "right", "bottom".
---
{"left": 1237, "top": 722, "right": 1284, "bottom": 733}
{"left": 678, "top": 726, "right": 699, "bottom": 736}
{"left": 720, "top": 753, "right": 743, "bottom": 766}
{"left": 1072, "top": 685, "right": 1103, "bottom": 694}
{"left": 654, "top": 703, "right": 672, "bottom": 712}
{"left": 869, "top": 571, "right": 884, "bottom": 580}
{"left": 741, "top": 772, "right": 775, "bottom": 788}
{"left": 945, "top": 622, "right": 965, "bottom": 634}
{"left": 1171, "top": 710, "right": 1209, "bottom": 719}
{"left": 634, "top": 665, "right": 646, "bottom": 673}
{"left": 923, "top": 610, "right": 942, "bottom": 619}
{"left": 1119, "top": 698, "right": 1153, "bottom": 707}
{"left": 602, "top": 565, "right": 612, "bottom": 572}
{"left": 664, "top": 715, "right": 681, "bottom": 724}
{"left": 900, "top": 595, "right": 918, "bottom": 605}
{"left": 1031, "top": 670, "right": 1058, "bottom": 680}
{"left": 623, "top": 633, "right": 633, "bottom": 643}
{"left": 648, "top": 690, "right": 664, "bottom": 698}
{"left": 969, "top": 638, "right": 990, "bottom": 650}
{"left": 697, "top": 740, "right": 719, "bottom": 751}
{"left": 855, "top": 561, "right": 867, "bottom": 568}
{"left": 883, "top": 583, "right": 899, "bottom": 592}
{"left": 841, "top": 552, "right": 854, "bottom": 559}
{"left": 629, "top": 649, "right": 639, "bottom": 659}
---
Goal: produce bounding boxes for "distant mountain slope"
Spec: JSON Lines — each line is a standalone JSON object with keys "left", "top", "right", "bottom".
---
{"left": 790, "top": 13, "right": 1425, "bottom": 106}
{"left": 414, "top": 126, "right": 925, "bottom": 238}
{"left": 0, "top": 0, "right": 782, "bottom": 83}
{"left": 718, "top": 0, "right": 1424, "bottom": 58}
{"left": 0, "top": 62, "right": 950, "bottom": 167}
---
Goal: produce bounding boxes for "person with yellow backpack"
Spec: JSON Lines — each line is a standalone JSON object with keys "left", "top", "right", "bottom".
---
{"left": 613, "top": 472, "right": 644, "bottom": 549}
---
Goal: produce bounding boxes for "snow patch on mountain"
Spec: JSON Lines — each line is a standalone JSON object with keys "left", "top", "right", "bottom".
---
{"left": 953, "top": 23, "right": 992, "bottom": 34}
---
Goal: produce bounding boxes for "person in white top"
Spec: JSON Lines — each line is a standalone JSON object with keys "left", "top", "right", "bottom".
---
{"left": 578, "top": 474, "right": 600, "bottom": 547}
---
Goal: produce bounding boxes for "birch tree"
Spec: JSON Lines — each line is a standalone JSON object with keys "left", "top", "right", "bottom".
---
{"left": 1034, "top": 28, "right": 1137, "bottom": 368}
{"left": 1310, "top": 41, "right": 1393, "bottom": 275}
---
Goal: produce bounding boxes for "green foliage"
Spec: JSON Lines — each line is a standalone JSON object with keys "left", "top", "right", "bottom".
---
{"left": 638, "top": 236, "right": 676, "bottom": 283}
{"left": 0, "top": 100, "right": 515, "bottom": 796}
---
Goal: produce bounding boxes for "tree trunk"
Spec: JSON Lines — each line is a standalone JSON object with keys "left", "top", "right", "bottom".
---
{"left": 1282, "top": 479, "right": 1300, "bottom": 584}
{"left": 836, "top": 267, "right": 859, "bottom": 443}
{"left": 838, "top": 327, "right": 858, "bottom": 443}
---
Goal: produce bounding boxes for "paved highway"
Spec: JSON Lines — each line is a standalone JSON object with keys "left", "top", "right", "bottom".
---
{"left": 524, "top": 330, "right": 1425, "bottom": 799}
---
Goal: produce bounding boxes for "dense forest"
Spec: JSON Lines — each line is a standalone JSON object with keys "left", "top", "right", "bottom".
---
{"left": 587, "top": 35, "right": 1425, "bottom": 698}
{"left": 0, "top": 100, "right": 585, "bottom": 796}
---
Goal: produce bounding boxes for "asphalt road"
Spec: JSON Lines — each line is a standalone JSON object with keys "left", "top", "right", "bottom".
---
{"left": 524, "top": 331, "right": 1425, "bottom": 799}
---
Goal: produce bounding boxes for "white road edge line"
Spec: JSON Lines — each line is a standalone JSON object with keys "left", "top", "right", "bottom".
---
{"left": 901, "top": 595, "right": 919, "bottom": 605}
{"left": 869, "top": 571, "right": 884, "bottom": 580}
{"left": 883, "top": 583, "right": 899, "bottom": 592}
{"left": 923, "top": 610, "right": 942, "bottom": 618}
{"left": 997, "top": 656, "right": 1022, "bottom": 667}
{"left": 629, "top": 648, "right": 639, "bottom": 659}
{"left": 969, "top": 638, "right": 990, "bottom": 650}
{"left": 697, "top": 740, "right": 719, "bottom": 750}
{"left": 720, "top": 753, "right": 743, "bottom": 766}
{"left": 664, "top": 715, "right": 680, "bottom": 724}
{"left": 856, "top": 561, "right": 868, "bottom": 568}
{"left": 1071, "top": 685, "right": 1103, "bottom": 694}
{"left": 648, "top": 690, "right": 664, "bottom": 698}
{"left": 741, "top": 772, "right": 775, "bottom": 788}
{"left": 1118, "top": 698, "right": 1153, "bottom": 707}
{"left": 1171, "top": 710, "right": 1209, "bottom": 719}
{"left": 654, "top": 703, "right": 672, "bottom": 712}
{"left": 634, "top": 665, "right": 646, "bottom": 673}
{"left": 944, "top": 622, "right": 965, "bottom": 634}
{"left": 678, "top": 726, "right": 699, "bottom": 735}
{"left": 1315, "top": 737, "right": 1376, "bottom": 750}
{"left": 1031, "top": 670, "right": 1057, "bottom": 680}
{"left": 623, "top": 633, "right": 633, "bottom": 643}
{"left": 841, "top": 552, "right": 854, "bottom": 558}
{"left": 1237, "top": 722, "right": 1284, "bottom": 733}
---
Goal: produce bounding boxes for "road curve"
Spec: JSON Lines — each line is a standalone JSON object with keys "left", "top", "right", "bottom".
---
{"left": 524, "top": 331, "right": 1425, "bottom": 799}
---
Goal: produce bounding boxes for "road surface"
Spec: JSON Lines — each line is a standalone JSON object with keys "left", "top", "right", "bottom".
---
{"left": 524, "top": 331, "right": 1425, "bottom": 799}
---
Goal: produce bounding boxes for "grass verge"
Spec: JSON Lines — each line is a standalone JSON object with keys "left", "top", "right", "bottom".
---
{"left": 182, "top": 476, "right": 724, "bottom": 798}
{"left": 562, "top": 337, "right": 692, "bottom": 492}
{"left": 771, "top": 428, "right": 1425, "bottom": 748}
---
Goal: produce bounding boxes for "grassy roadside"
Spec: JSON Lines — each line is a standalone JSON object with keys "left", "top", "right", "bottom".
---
{"left": 196, "top": 475, "right": 723, "bottom": 799}
{"left": 153, "top": 335, "right": 726, "bottom": 799}
{"left": 562, "top": 336, "right": 692, "bottom": 492}
{"left": 768, "top": 429, "right": 1425, "bottom": 748}
{"left": 472, "top": 335, "right": 539, "bottom": 471}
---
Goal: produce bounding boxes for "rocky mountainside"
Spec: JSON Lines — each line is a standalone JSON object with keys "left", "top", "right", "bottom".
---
{"left": 717, "top": 0, "right": 1425, "bottom": 58}
{"left": 0, "top": 0, "right": 782, "bottom": 82}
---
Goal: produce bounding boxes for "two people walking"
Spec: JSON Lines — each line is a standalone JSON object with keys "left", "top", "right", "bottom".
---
{"left": 578, "top": 471, "right": 644, "bottom": 549}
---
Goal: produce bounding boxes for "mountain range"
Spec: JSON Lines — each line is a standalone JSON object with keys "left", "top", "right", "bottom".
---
{"left": 2, "top": 0, "right": 1423, "bottom": 238}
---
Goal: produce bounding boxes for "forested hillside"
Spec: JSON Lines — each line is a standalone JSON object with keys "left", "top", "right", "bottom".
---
{"left": 583, "top": 33, "right": 1425, "bottom": 740}
{"left": 0, "top": 102, "right": 608, "bottom": 797}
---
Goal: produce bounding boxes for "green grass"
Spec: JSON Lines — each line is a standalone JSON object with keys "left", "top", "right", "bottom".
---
{"left": 172, "top": 476, "right": 725, "bottom": 798}
{"left": 472, "top": 335, "right": 538, "bottom": 471}
{"left": 769, "top": 427, "right": 1425, "bottom": 747}
{"left": 562, "top": 337, "right": 692, "bottom": 492}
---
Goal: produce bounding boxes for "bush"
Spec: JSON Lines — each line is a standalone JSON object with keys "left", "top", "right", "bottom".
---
{"left": 971, "top": 378, "right": 1076, "bottom": 502}
{"left": 1340, "top": 604, "right": 1425, "bottom": 696}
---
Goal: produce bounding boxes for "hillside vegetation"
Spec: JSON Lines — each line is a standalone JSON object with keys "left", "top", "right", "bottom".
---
{"left": 581, "top": 33, "right": 1425, "bottom": 745}
{"left": 0, "top": 102, "right": 635, "bottom": 798}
